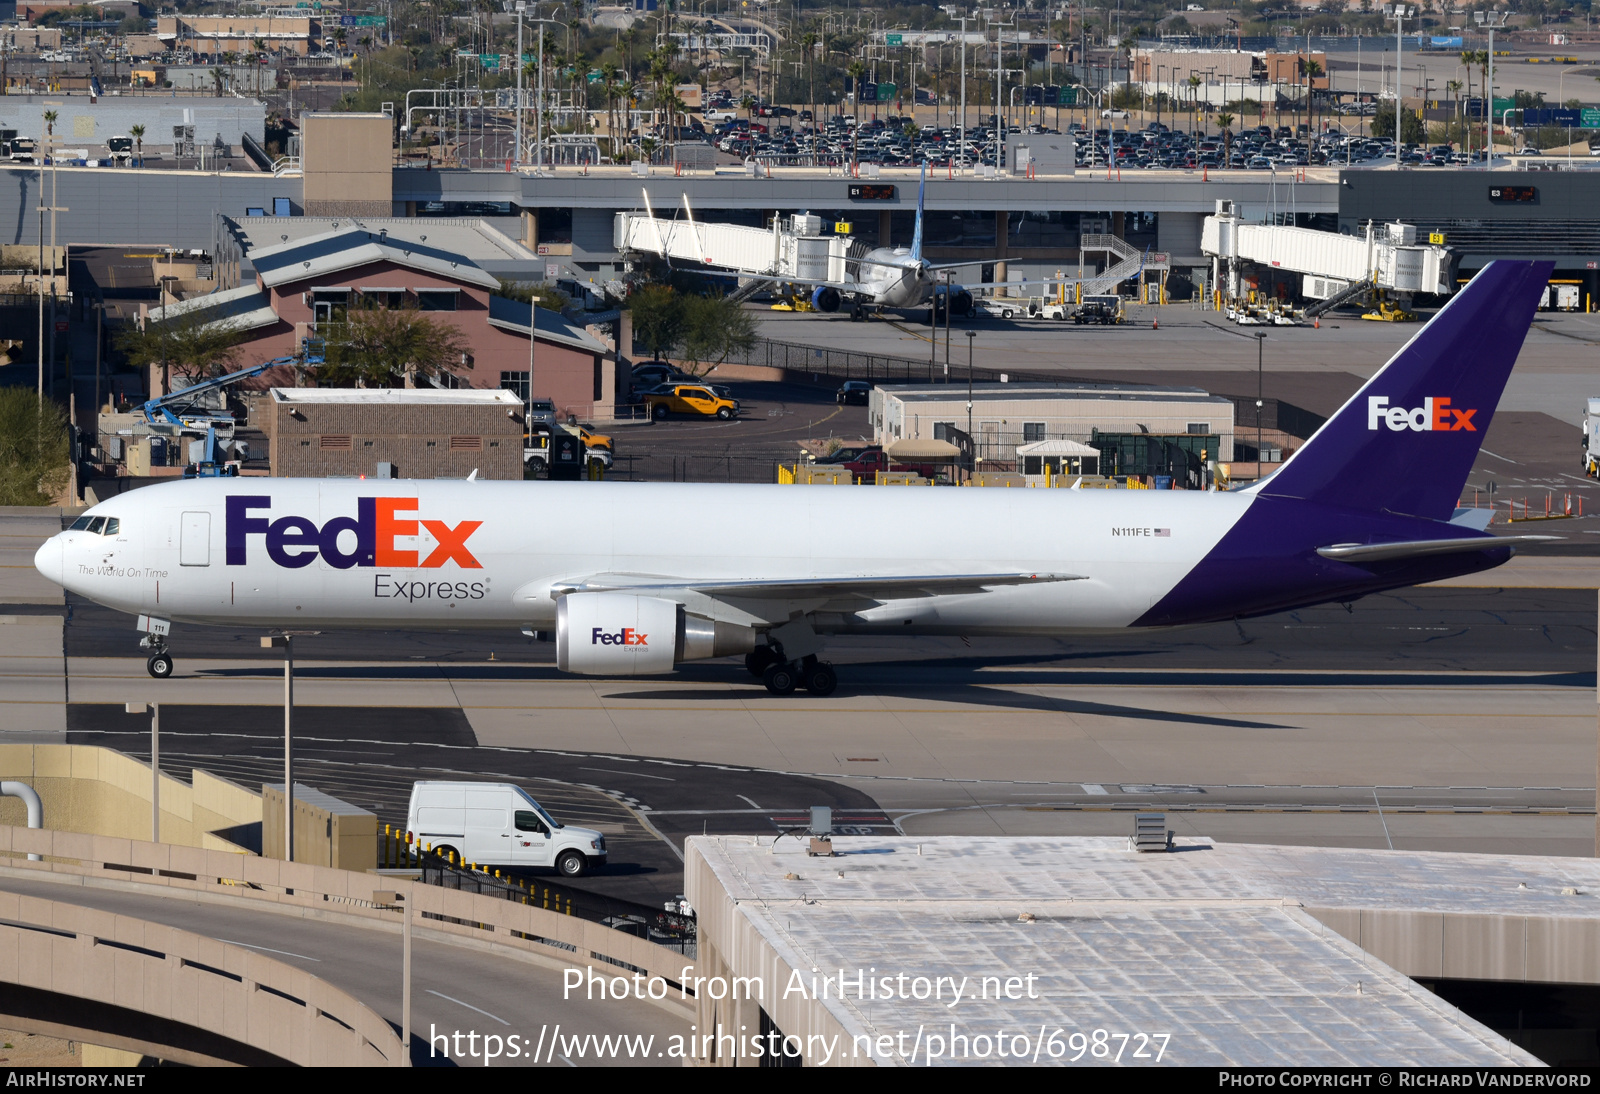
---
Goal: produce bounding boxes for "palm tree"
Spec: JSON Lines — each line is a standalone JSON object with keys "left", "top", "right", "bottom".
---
{"left": 1303, "top": 60, "right": 1323, "bottom": 135}
{"left": 1447, "top": 78, "right": 1463, "bottom": 146}
{"left": 600, "top": 62, "right": 622, "bottom": 159}
{"left": 617, "top": 78, "right": 636, "bottom": 156}
{"left": 129, "top": 123, "right": 144, "bottom": 165}
{"left": 1217, "top": 112, "right": 1234, "bottom": 164}
{"left": 252, "top": 37, "right": 267, "bottom": 95}
{"left": 800, "top": 29, "right": 818, "bottom": 127}
{"left": 1186, "top": 74, "right": 1201, "bottom": 136}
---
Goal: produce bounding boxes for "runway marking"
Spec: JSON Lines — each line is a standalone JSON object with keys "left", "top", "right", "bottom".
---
{"left": 737, "top": 795, "right": 762, "bottom": 809}
{"left": 1479, "top": 449, "right": 1519, "bottom": 464}
{"left": 216, "top": 939, "right": 321, "bottom": 961}
{"left": 427, "top": 989, "right": 510, "bottom": 1025}
{"left": 1081, "top": 784, "right": 1108, "bottom": 795}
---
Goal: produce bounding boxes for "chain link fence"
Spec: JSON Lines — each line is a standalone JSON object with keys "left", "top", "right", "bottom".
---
{"left": 722, "top": 335, "right": 1098, "bottom": 387}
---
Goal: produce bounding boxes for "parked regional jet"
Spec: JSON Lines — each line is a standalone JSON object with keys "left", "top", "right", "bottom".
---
{"left": 35, "top": 261, "right": 1554, "bottom": 696}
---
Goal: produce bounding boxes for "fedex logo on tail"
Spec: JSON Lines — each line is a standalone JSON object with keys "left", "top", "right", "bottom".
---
{"left": 225, "top": 496, "right": 482, "bottom": 570}
{"left": 592, "top": 627, "right": 647, "bottom": 647}
{"left": 1367, "top": 396, "right": 1478, "bottom": 433}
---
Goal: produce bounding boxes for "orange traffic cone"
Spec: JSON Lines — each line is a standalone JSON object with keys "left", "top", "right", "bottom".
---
{"left": 1313, "top": 317, "right": 1319, "bottom": 328}
{"left": 1152, "top": 316, "right": 1159, "bottom": 330}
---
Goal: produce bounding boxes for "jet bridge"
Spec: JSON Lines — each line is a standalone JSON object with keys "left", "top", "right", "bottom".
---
{"left": 615, "top": 202, "right": 852, "bottom": 283}
{"left": 1202, "top": 199, "right": 1456, "bottom": 304}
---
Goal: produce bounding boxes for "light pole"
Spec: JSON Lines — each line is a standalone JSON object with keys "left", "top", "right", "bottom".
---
{"left": 526, "top": 17, "right": 570, "bottom": 171}
{"left": 1475, "top": 10, "right": 1509, "bottom": 168}
{"left": 958, "top": 16, "right": 967, "bottom": 170}
{"left": 515, "top": 1, "right": 526, "bottom": 168}
{"left": 374, "top": 887, "right": 413, "bottom": 1066}
{"left": 965, "top": 329, "right": 976, "bottom": 468}
{"left": 125, "top": 702, "right": 159, "bottom": 842}
{"left": 1254, "top": 331, "right": 1266, "bottom": 478}
{"left": 1388, "top": 4, "right": 1413, "bottom": 161}
{"left": 262, "top": 635, "right": 294, "bottom": 860}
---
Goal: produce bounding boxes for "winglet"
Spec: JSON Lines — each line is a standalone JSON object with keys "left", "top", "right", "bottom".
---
{"left": 910, "top": 163, "right": 926, "bottom": 263}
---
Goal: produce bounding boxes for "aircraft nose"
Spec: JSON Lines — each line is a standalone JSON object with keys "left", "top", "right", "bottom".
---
{"left": 33, "top": 535, "right": 63, "bottom": 587}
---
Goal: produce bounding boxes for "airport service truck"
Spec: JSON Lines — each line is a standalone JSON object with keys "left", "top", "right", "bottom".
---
{"left": 1584, "top": 398, "right": 1600, "bottom": 478}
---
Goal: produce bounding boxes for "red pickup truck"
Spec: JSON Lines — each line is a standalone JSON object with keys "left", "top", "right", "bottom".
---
{"left": 841, "top": 446, "right": 938, "bottom": 481}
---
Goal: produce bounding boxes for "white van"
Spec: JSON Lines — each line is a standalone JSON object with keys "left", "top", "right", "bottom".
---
{"left": 406, "top": 781, "right": 607, "bottom": 878}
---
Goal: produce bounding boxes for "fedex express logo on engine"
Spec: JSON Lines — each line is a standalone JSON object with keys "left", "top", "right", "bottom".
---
{"left": 1367, "top": 396, "right": 1477, "bottom": 433}
{"left": 225, "top": 496, "right": 482, "bottom": 569}
{"left": 592, "top": 627, "right": 648, "bottom": 647}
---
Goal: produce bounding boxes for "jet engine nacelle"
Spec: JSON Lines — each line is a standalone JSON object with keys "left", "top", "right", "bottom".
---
{"left": 555, "top": 592, "right": 756, "bottom": 676}
{"left": 811, "top": 286, "right": 842, "bottom": 313}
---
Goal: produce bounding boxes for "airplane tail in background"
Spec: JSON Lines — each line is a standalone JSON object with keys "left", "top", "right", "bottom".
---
{"left": 910, "top": 164, "right": 926, "bottom": 263}
{"left": 1250, "top": 260, "right": 1550, "bottom": 522}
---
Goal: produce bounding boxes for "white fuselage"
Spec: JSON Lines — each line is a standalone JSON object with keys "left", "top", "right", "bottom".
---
{"left": 35, "top": 478, "right": 1252, "bottom": 637}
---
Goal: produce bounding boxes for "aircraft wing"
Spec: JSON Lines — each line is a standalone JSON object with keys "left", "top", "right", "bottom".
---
{"left": 554, "top": 572, "right": 1085, "bottom": 600}
{"left": 1316, "top": 536, "right": 1559, "bottom": 563}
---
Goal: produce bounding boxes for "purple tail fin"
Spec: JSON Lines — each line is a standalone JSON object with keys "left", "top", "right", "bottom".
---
{"left": 1252, "top": 260, "right": 1550, "bottom": 520}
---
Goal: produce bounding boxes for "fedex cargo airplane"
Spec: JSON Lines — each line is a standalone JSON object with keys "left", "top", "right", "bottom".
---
{"left": 34, "top": 261, "right": 1555, "bottom": 697}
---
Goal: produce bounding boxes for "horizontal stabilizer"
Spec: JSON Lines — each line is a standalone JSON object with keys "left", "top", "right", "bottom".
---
{"left": 1448, "top": 507, "right": 1495, "bottom": 531}
{"left": 555, "top": 572, "right": 1085, "bottom": 600}
{"left": 1316, "top": 536, "right": 1559, "bottom": 563}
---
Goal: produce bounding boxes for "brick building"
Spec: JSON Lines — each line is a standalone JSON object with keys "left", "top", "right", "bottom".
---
{"left": 151, "top": 224, "right": 618, "bottom": 421}
{"left": 267, "top": 388, "right": 524, "bottom": 480}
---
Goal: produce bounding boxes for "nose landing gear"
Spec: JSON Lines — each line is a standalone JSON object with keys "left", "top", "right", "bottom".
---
{"left": 140, "top": 635, "right": 174, "bottom": 679}
{"left": 137, "top": 615, "right": 174, "bottom": 679}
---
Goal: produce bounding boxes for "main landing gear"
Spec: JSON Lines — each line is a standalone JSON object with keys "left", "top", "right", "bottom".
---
{"left": 745, "top": 645, "right": 837, "bottom": 697}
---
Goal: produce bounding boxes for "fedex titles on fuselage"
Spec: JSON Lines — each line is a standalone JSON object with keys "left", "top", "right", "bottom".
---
{"left": 225, "top": 495, "right": 486, "bottom": 600}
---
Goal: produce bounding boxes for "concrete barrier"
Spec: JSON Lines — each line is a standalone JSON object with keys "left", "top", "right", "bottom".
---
{"left": 0, "top": 825, "right": 696, "bottom": 995}
{"left": 0, "top": 744, "right": 260, "bottom": 852}
{"left": 0, "top": 888, "right": 402, "bottom": 1066}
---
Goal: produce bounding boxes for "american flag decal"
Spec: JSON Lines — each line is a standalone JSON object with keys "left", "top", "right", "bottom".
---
{"left": 1154, "top": 528, "right": 1171, "bottom": 537}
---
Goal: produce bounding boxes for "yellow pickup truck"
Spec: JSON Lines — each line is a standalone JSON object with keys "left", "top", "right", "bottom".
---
{"left": 569, "top": 424, "right": 613, "bottom": 452}
{"left": 645, "top": 384, "right": 740, "bottom": 421}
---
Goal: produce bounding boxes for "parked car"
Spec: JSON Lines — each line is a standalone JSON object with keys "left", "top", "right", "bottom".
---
{"left": 836, "top": 381, "right": 872, "bottom": 405}
{"left": 631, "top": 361, "right": 693, "bottom": 387}
{"left": 406, "top": 781, "right": 607, "bottom": 877}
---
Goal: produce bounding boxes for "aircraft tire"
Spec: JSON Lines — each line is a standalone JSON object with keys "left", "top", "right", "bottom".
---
{"left": 146, "top": 654, "right": 173, "bottom": 679}
{"left": 745, "top": 647, "right": 780, "bottom": 678}
{"left": 802, "top": 662, "right": 837, "bottom": 697}
{"left": 762, "top": 662, "right": 798, "bottom": 695}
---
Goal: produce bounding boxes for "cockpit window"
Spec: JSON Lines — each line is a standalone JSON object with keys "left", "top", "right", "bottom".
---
{"left": 85, "top": 517, "right": 105, "bottom": 534}
{"left": 69, "top": 516, "right": 93, "bottom": 531}
{"left": 102, "top": 518, "right": 120, "bottom": 536}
